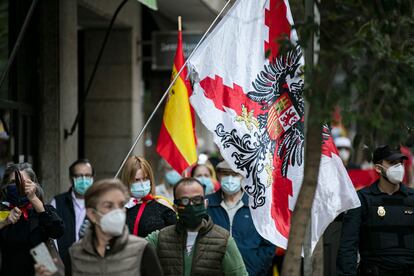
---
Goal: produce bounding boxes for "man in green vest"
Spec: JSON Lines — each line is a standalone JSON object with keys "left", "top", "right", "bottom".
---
{"left": 146, "top": 177, "right": 248, "bottom": 276}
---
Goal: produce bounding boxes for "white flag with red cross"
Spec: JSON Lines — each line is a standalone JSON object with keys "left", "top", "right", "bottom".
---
{"left": 188, "top": 0, "right": 360, "bottom": 251}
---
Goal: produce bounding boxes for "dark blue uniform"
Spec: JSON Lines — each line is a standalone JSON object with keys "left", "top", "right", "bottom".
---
{"left": 337, "top": 181, "right": 414, "bottom": 275}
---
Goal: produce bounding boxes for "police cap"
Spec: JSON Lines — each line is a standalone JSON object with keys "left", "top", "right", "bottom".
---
{"left": 372, "top": 145, "right": 408, "bottom": 164}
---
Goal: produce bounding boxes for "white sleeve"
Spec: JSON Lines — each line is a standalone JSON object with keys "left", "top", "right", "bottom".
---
{"left": 49, "top": 198, "right": 56, "bottom": 208}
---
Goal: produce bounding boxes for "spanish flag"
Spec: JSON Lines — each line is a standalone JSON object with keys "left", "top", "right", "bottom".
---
{"left": 156, "top": 27, "right": 197, "bottom": 174}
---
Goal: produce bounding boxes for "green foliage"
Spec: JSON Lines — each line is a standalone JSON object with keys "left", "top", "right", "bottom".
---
{"left": 293, "top": 0, "right": 414, "bottom": 146}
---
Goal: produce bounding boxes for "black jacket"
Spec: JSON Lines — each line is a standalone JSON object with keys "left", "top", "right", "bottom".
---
{"left": 0, "top": 204, "right": 64, "bottom": 275}
{"left": 126, "top": 200, "right": 176, "bottom": 238}
{"left": 337, "top": 181, "right": 414, "bottom": 275}
{"left": 54, "top": 190, "right": 78, "bottom": 261}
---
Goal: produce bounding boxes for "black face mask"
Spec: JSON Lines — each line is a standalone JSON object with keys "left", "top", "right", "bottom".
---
{"left": 177, "top": 204, "right": 207, "bottom": 229}
{"left": 3, "top": 184, "right": 29, "bottom": 207}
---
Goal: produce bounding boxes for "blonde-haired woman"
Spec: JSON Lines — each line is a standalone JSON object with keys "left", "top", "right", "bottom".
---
{"left": 190, "top": 161, "right": 221, "bottom": 194}
{"left": 120, "top": 156, "right": 176, "bottom": 237}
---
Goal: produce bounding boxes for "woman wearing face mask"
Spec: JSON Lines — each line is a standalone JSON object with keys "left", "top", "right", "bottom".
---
{"left": 190, "top": 162, "right": 220, "bottom": 195}
{"left": 155, "top": 163, "right": 182, "bottom": 203}
{"left": 120, "top": 156, "right": 176, "bottom": 238}
{"left": 0, "top": 163, "right": 64, "bottom": 275}
{"left": 206, "top": 160, "right": 276, "bottom": 276}
{"left": 35, "top": 178, "right": 163, "bottom": 276}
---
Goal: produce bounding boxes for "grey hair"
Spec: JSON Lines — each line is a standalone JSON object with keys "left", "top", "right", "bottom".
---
{"left": 1, "top": 163, "right": 44, "bottom": 202}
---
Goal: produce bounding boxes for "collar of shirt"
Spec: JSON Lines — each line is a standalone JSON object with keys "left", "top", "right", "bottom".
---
{"left": 71, "top": 190, "right": 85, "bottom": 209}
{"left": 370, "top": 181, "right": 409, "bottom": 196}
{"left": 220, "top": 192, "right": 245, "bottom": 212}
{"left": 125, "top": 197, "right": 137, "bottom": 208}
{"left": 209, "top": 189, "right": 250, "bottom": 207}
{"left": 125, "top": 197, "right": 140, "bottom": 209}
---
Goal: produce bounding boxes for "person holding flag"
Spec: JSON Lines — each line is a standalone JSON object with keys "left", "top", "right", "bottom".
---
{"left": 156, "top": 16, "right": 197, "bottom": 175}
{"left": 187, "top": 0, "right": 360, "bottom": 254}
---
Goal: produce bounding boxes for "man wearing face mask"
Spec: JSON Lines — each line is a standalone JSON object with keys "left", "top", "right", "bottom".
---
{"left": 146, "top": 177, "right": 248, "bottom": 275}
{"left": 337, "top": 145, "right": 414, "bottom": 276}
{"left": 206, "top": 160, "right": 275, "bottom": 275}
{"left": 50, "top": 159, "right": 95, "bottom": 261}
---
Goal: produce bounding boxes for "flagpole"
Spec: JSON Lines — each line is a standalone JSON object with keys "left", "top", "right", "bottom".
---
{"left": 114, "top": 0, "right": 233, "bottom": 178}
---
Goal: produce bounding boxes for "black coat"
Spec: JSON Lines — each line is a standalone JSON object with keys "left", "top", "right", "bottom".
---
{"left": 0, "top": 204, "right": 64, "bottom": 275}
{"left": 126, "top": 200, "right": 176, "bottom": 238}
{"left": 337, "top": 181, "right": 414, "bottom": 275}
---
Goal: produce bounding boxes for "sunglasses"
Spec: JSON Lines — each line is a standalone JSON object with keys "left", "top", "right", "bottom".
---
{"left": 174, "top": 195, "right": 204, "bottom": 206}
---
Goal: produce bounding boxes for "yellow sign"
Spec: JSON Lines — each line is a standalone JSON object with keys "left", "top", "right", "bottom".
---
{"left": 0, "top": 211, "right": 10, "bottom": 221}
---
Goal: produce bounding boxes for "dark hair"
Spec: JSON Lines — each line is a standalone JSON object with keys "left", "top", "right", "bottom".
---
{"left": 173, "top": 177, "right": 205, "bottom": 199}
{"left": 69, "top": 159, "right": 94, "bottom": 177}
{"left": 84, "top": 178, "right": 129, "bottom": 209}
{"left": 1, "top": 163, "right": 44, "bottom": 202}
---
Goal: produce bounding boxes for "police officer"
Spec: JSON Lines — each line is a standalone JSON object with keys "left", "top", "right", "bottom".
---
{"left": 337, "top": 145, "right": 414, "bottom": 276}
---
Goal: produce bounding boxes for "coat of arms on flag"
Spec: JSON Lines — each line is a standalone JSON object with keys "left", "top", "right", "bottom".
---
{"left": 188, "top": 0, "right": 359, "bottom": 251}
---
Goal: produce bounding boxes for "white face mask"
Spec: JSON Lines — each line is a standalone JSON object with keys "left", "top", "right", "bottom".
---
{"left": 383, "top": 163, "right": 405, "bottom": 185}
{"left": 96, "top": 209, "right": 126, "bottom": 237}
{"left": 338, "top": 149, "right": 350, "bottom": 163}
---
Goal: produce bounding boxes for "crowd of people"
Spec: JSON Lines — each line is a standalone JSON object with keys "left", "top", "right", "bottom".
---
{"left": 0, "top": 141, "right": 413, "bottom": 275}
{"left": 0, "top": 154, "right": 276, "bottom": 276}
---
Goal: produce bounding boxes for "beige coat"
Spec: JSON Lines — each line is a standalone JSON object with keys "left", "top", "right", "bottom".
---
{"left": 69, "top": 226, "right": 147, "bottom": 276}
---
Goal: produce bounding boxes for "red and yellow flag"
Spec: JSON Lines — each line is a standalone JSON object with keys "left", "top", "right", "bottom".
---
{"left": 156, "top": 30, "right": 197, "bottom": 174}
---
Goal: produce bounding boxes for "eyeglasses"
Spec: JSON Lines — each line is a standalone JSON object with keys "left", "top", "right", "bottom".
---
{"left": 174, "top": 195, "right": 204, "bottom": 206}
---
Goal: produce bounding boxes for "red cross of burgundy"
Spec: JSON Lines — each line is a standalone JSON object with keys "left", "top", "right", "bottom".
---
{"left": 198, "top": 0, "right": 294, "bottom": 238}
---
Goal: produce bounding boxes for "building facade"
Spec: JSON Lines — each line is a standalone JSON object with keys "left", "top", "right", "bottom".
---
{"left": 0, "top": 0, "right": 225, "bottom": 199}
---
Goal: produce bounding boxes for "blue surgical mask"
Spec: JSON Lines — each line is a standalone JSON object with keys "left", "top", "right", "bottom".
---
{"left": 165, "top": 170, "right": 181, "bottom": 186}
{"left": 131, "top": 180, "right": 151, "bottom": 199}
{"left": 4, "top": 184, "right": 29, "bottom": 207}
{"left": 73, "top": 177, "right": 93, "bottom": 196}
{"left": 221, "top": 176, "right": 242, "bottom": 195}
{"left": 197, "top": 177, "right": 214, "bottom": 194}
